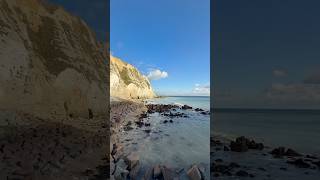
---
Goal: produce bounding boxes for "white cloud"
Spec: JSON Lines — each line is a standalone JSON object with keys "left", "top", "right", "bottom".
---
{"left": 147, "top": 69, "right": 168, "bottom": 80}
{"left": 273, "top": 69, "right": 288, "bottom": 77}
{"left": 192, "top": 83, "right": 210, "bottom": 96}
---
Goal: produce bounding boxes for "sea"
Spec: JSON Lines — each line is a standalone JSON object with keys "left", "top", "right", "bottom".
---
{"left": 120, "top": 96, "right": 210, "bottom": 178}
{"left": 212, "top": 108, "right": 320, "bottom": 155}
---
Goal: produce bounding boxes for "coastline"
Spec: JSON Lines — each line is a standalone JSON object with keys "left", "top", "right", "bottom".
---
{"left": 211, "top": 135, "right": 320, "bottom": 179}
{"left": 110, "top": 97, "right": 210, "bottom": 180}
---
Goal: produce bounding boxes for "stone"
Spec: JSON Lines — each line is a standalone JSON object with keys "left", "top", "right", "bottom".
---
{"left": 287, "top": 159, "right": 311, "bottom": 168}
{"left": 153, "top": 165, "right": 161, "bottom": 178}
{"left": 187, "top": 165, "right": 202, "bottom": 180}
{"left": 143, "top": 167, "right": 154, "bottom": 180}
{"left": 236, "top": 170, "right": 249, "bottom": 177}
{"left": 285, "top": 148, "right": 301, "bottom": 157}
{"left": 129, "top": 163, "right": 140, "bottom": 179}
{"left": 161, "top": 166, "right": 176, "bottom": 180}
{"left": 125, "top": 152, "right": 139, "bottom": 170}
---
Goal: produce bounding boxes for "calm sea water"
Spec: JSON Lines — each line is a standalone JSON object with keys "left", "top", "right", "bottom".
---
{"left": 120, "top": 96, "right": 210, "bottom": 178}
{"left": 212, "top": 109, "right": 320, "bottom": 155}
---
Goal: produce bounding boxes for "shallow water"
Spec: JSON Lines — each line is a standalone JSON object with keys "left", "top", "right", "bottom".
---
{"left": 120, "top": 96, "right": 210, "bottom": 178}
{"left": 212, "top": 109, "right": 320, "bottom": 155}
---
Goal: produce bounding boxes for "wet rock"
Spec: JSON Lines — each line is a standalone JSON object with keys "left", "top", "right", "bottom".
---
{"left": 270, "top": 147, "right": 301, "bottom": 157}
{"left": 230, "top": 137, "right": 248, "bottom": 152}
{"left": 169, "top": 120, "right": 173, "bottom": 123}
{"left": 286, "top": 148, "right": 302, "bottom": 157}
{"left": 287, "top": 159, "right": 311, "bottom": 168}
{"left": 236, "top": 170, "right": 249, "bottom": 177}
{"left": 161, "top": 166, "right": 176, "bottom": 180}
{"left": 144, "top": 129, "right": 151, "bottom": 133}
{"left": 270, "top": 147, "right": 286, "bottom": 157}
{"left": 187, "top": 165, "right": 202, "bottom": 180}
{"left": 247, "top": 140, "right": 264, "bottom": 150}
{"left": 163, "top": 120, "right": 168, "bottom": 124}
{"left": 114, "top": 159, "right": 129, "bottom": 180}
{"left": 143, "top": 167, "right": 154, "bottom": 180}
{"left": 146, "top": 104, "right": 179, "bottom": 113}
{"left": 229, "top": 162, "right": 240, "bottom": 169}
{"left": 135, "top": 121, "right": 144, "bottom": 128}
{"left": 153, "top": 165, "right": 162, "bottom": 178}
{"left": 195, "top": 108, "right": 204, "bottom": 112}
{"left": 311, "top": 160, "right": 320, "bottom": 168}
{"left": 181, "top": 105, "right": 192, "bottom": 110}
{"left": 306, "top": 155, "right": 318, "bottom": 159}
{"left": 125, "top": 152, "right": 139, "bottom": 170}
{"left": 129, "top": 163, "right": 140, "bottom": 179}
{"left": 200, "top": 111, "right": 210, "bottom": 115}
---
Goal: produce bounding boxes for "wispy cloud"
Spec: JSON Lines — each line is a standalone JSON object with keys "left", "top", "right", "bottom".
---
{"left": 192, "top": 83, "right": 210, "bottom": 96}
{"left": 273, "top": 69, "right": 288, "bottom": 77}
{"left": 147, "top": 69, "right": 168, "bottom": 80}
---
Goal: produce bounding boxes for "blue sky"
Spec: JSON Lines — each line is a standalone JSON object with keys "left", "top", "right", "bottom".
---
{"left": 214, "top": 0, "right": 320, "bottom": 109}
{"left": 111, "top": 0, "right": 210, "bottom": 96}
{"left": 49, "top": 0, "right": 107, "bottom": 41}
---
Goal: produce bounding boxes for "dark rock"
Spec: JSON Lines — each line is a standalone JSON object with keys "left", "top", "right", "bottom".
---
{"left": 161, "top": 166, "right": 176, "bottom": 180}
{"left": 144, "top": 167, "right": 154, "bottom": 180}
{"left": 88, "top": 108, "right": 93, "bottom": 119}
{"left": 163, "top": 120, "right": 168, "bottom": 124}
{"left": 129, "top": 163, "right": 140, "bottom": 179}
{"left": 270, "top": 147, "right": 286, "bottom": 157}
{"left": 287, "top": 159, "right": 311, "bottom": 168}
{"left": 135, "top": 121, "right": 144, "bottom": 128}
{"left": 311, "top": 161, "right": 320, "bottom": 168}
{"left": 144, "top": 129, "right": 151, "bottom": 133}
{"left": 125, "top": 152, "right": 139, "bottom": 170}
{"left": 285, "top": 148, "right": 302, "bottom": 157}
{"left": 280, "top": 167, "right": 287, "bottom": 171}
{"left": 230, "top": 137, "right": 248, "bottom": 152}
{"left": 195, "top": 108, "right": 204, "bottom": 112}
{"left": 229, "top": 162, "right": 240, "bottom": 168}
{"left": 236, "top": 170, "right": 249, "bottom": 177}
{"left": 181, "top": 105, "right": 192, "bottom": 110}
{"left": 306, "top": 155, "right": 318, "bottom": 159}
{"left": 153, "top": 165, "right": 161, "bottom": 178}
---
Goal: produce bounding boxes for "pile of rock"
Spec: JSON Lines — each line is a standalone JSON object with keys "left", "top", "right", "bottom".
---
{"left": 269, "top": 147, "right": 301, "bottom": 158}
{"left": 230, "top": 136, "right": 264, "bottom": 152}
{"left": 211, "top": 159, "right": 254, "bottom": 178}
{"left": 146, "top": 104, "right": 179, "bottom": 113}
{"left": 112, "top": 152, "right": 140, "bottom": 180}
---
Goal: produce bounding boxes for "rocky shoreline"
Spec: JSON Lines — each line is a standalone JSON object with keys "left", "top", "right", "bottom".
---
{"left": 110, "top": 100, "right": 210, "bottom": 180}
{"left": 211, "top": 135, "right": 320, "bottom": 179}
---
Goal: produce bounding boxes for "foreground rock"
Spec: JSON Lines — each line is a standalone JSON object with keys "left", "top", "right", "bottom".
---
{"left": 230, "top": 136, "right": 264, "bottom": 152}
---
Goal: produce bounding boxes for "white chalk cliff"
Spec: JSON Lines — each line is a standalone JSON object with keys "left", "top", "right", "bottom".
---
{"left": 110, "top": 55, "right": 156, "bottom": 99}
{"left": 0, "top": 0, "right": 108, "bottom": 119}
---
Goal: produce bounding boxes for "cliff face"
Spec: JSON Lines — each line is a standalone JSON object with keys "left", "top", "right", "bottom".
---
{"left": 110, "top": 55, "right": 156, "bottom": 99}
{"left": 0, "top": 0, "right": 108, "bottom": 119}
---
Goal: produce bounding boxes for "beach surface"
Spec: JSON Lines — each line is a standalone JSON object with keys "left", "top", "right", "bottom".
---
{"left": 110, "top": 96, "right": 210, "bottom": 180}
{"left": 0, "top": 111, "right": 109, "bottom": 180}
{"left": 211, "top": 135, "right": 320, "bottom": 180}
